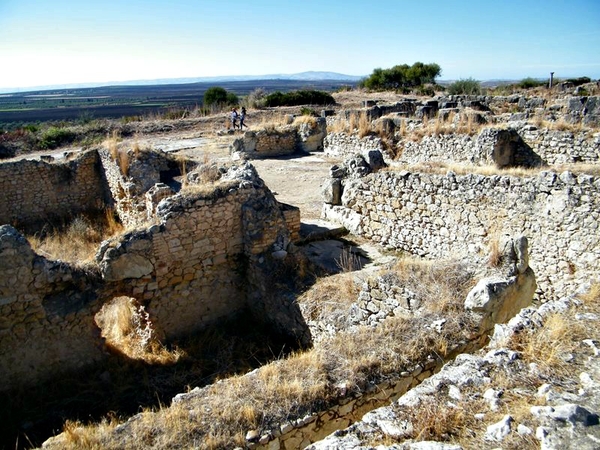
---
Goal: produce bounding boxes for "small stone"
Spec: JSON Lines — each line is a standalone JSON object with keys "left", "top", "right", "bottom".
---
{"left": 246, "top": 429, "right": 259, "bottom": 442}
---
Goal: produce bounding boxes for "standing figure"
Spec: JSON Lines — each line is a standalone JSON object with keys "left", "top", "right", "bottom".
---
{"left": 231, "top": 108, "right": 239, "bottom": 130}
{"left": 239, "top": 107, "right": 247, "bottom": 129}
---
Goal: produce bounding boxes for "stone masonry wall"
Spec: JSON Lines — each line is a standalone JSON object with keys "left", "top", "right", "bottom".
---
{"left": 324, "top": 132, "right": 384, "bottom": 158}
{"left": 0, "top": 150, "right": 109, "bottom": 231}
{"left": 391, "top": 127, "right": 599, "bottom": 167}
{"left": 323, "top": 170, "right": 600, "bottom": 302}
{"left": 0, "top": 225, "right": 108, "bottom": 390}
{"left": 0, "top": 164, "right": 301, "bottom": 390}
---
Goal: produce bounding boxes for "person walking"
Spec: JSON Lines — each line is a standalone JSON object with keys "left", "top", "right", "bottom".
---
{"left": 239, "top": 107, "right": 247, "bottom": 129}
{"left": 230, "top": 108, "right": 239, "bottom": 130}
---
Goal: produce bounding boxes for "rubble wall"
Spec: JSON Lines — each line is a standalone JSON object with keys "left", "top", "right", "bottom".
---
{"left": 0, "top": 151, "right": 108, "bottom": 230}
{"left": 0, "top": 168, "right": 300, "bottom": 390}
{"left": 397, "top": 127, "right": 599, "bottom": 166}
{"left": 323, "top": 170, "right": 600, "bottom": 302}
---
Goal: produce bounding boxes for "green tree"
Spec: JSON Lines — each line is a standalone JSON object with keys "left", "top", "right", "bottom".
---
{"left": 203, "top": 87, "right": 238, "bottom": 107}
{"left": 359, "top": 62, "right": 441, "bottom": 92}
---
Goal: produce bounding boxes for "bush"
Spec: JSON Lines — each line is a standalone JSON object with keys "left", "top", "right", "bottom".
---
{"left": 244, "top": 88, "right": 267, "bottom": 109}
{"left": 203, "top": 87, "right": 238, "bottom": 108}
{"left": 518, "top": 77, "right": 546, "bottom": 89}
{"left": 263, "top": 90, "right": 335, "bottom": 107}
{"left": 447, "top": 78, "right": 481, "bottom": 95}
{"left": 300, "top": 107, "right": 317, "bottom": 116}
{"left": 566, "top": 76, "right": 591, "bottom": 87}
{"left": 38, "top": 126, "right": 77, "bottom": 149}
{"left": 359, "top": 62, "right": 441, "bottom": 92}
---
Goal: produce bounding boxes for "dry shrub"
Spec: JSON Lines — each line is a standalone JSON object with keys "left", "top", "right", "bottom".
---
{"left": 95, "top": 296, "right": 182, "bottom": 365}
{"left": 62, "top": 417, "right": 118, "bottom": 449}
{"left": 27, "top": 209, "right": 123, "bottom": 266}
{"left": 293, "top": 115, "right": 317, "bottom": 127}
{"left": 550, "top": 117, "right": 583, "bottom": 132}
{"left": 297, "top": 271, "right": 360, "bottom": 323}
{"left": 487, "top": 237, "right": 501, "bottom": 268}
{"left": 117, "top": 150, "right": 130, "bottom": 176}
{"left": 398, "top": 118, "right": 407, "bottom": 137}
{"left": 327, "top": 118, "right": 348, "bottom": 134}
{"left": 580, "top": 283, "right": 600, "bottom": 304}
{"left": 348, "top": 111, "right": 359, "bottom": 131}
{"left": 336, "top": 247, "right": 363, "bottom": 272}
{"left": 358, "top": 111, "right": 371, "bottom": 138}
{"left": 393, "top": 257, "right": 475, "bottom": 315}
{"left": 105, "top": 130, "right": 120, "bottom": 160}
{"left": 509, "top": 311, "right": 586, "bottom": 379}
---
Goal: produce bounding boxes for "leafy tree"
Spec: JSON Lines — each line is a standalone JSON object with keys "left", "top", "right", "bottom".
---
{"left": 359, "top": 62, "right": 441, "bottom": 92}
{"left": 203, "top": 87, "right": 238, "bottom": 107}
{"left": 447, "top": 78, "right": 482, "bottom": 95}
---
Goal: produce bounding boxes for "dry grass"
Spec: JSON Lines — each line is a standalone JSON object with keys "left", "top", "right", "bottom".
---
{"left": 94, "top": 296, "right": 183, "bottom": 365}
{"left": 392, "top": 257, "right": 475, "bottom": 315}
{"left": 45, "top": 257, "right": 481, "bottom": 450}
{"left": 510, "top": 311, "right": 587, "bottom": 379}
{"left": 104, "top": 131, "right": 131, "bottom": 176}
{"left": 297, "top": 271, "right": 361, "bottom": 323}
{"left": 385, "top": 160, "right": 600, "bottom": 178}
{"left": 293, "top": 115, "right": 318, "bottom": 127}
{"left": 370, "top": 286, "right": 600, "bottom": 449}
{"left": 26, "top": 209, "right": 123, "bottom": 266}
{"left": 487, "top": 236, "right": 502, "bottom": 268}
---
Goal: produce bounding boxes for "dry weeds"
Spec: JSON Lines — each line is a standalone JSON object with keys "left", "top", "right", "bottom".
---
{"left": 385, "top": 160, "right": 600, "bottom": 178}
{"left": 26, "top": 209, "right": 123, "bottom": 266}
{"left": 46, "top": 258, "right": 479, "bottom": 450}
{"left": 94, "top": 296, "right": 183, "bottom": 365}
{"left": 297, "top": 271, "right": 360, "bottom": 323}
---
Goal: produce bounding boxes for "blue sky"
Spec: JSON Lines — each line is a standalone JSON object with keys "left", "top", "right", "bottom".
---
{"left": 0, "top": 0, "right": 599, "bottom": 90}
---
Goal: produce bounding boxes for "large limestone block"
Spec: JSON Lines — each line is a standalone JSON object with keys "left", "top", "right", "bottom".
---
{"left": 464, "top": 268, "right": 536, "bottom": 327}
{"left": 101, "top": 253, "right": 154, "bottom": 281}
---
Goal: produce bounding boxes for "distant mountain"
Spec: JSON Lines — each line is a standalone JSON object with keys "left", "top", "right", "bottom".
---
{"left": 0, "top": 72, "right": 364, "bottom": 94}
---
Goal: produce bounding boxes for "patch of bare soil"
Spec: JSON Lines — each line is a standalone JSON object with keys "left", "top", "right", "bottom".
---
{"left": 251, "top": 154, "right": 341, "bottom": 220}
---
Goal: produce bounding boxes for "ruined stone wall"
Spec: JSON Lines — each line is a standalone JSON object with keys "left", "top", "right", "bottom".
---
{"left": 0, "top": 165, "right": 301, "bottom": 390}
{"left": 0, "top": 225, "right": 107, "bottom": 390}
{"left": 518, "top": 126, "right": 600, "bottom": 164}
{"left": 385, "top": 127, "right": 598, "bottom": 167}
{"left": 0, "top": 151, "right": 108, "bottom": 230}
{"left": 323, "top": 170, "right": 600, "bottom": 302}
{"left": 98, "top": 189, "right": 249, "bottom": 340}
{"left": 323, "top": 132, "right": 384, "bottom": 158}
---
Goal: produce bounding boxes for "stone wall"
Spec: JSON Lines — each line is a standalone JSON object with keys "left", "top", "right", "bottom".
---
{"left": 0, "top": 151, "right": 109, "bottom": 231}
{"left": 97, "top": 147, "right": 183, "bottom": 228}
{"left": 230, "top": 119, "right": 327, "bottom": 159}
{"left": 323, "top": 169, "right": 600, "bottom": 302}
{"left": 324, "top": 132, "right": 384, "bottom": 158}
{"left": 0, "top": 163, "right": 304, "bottom": 391}
{"left": 0, "top": 225, "right": 107, "bottom": 390}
